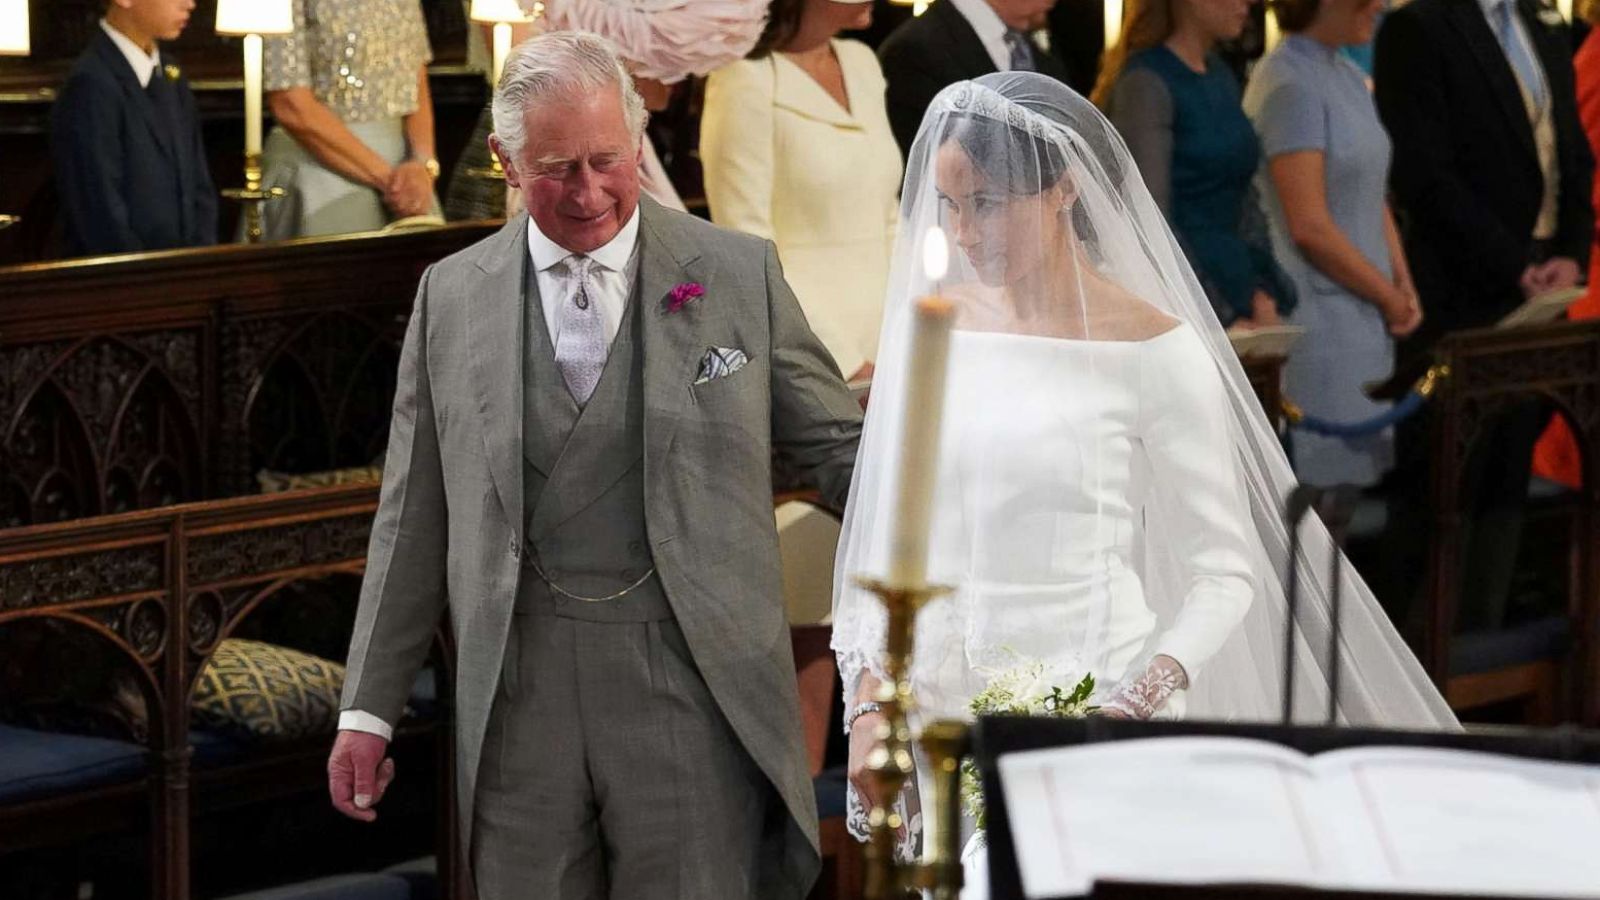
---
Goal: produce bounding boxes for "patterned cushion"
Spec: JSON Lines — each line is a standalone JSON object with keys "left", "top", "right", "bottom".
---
{"left": 191, "top": 640, "right": 345, "bottom": 742}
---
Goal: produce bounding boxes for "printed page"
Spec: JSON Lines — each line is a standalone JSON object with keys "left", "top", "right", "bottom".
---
{"left": 999, "top": 737, "right": 1339, "bottom": 899}
{"left": 1497, "top": 286, "right": 1583, "bottom": 329}
{"left": 1227, "top": 324, "right": 1306, "bottom": 358}
{"left": 1314, "top": 747, "right": 1600, "bottom": 898}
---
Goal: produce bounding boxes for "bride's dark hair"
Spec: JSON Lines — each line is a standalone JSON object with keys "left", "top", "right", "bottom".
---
{"left": 937, "top": 76, "right": 1130, "bottom": 254}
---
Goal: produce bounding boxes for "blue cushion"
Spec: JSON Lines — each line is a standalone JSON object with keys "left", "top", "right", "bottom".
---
{"left": 215, "top": 873, "right": 412, "bottom": 900}
{"left": 190, "top": 727, "right": 251, "bottom": 768}
{"left": 0, "top": 723, "right": 146, "bottom": 803}
{"left": 1345, "top": 496, "right": 1388, "bottom": 542}
{"left": 383, "top": 857, "right": 437, "bottom": 900}
{"left": 814, "top": 765, "right": 848, "bottom": 820}
{"left": 404, "top": 668, "right": 439, "bottom": 721}
{"left": 1450, "top": 616, "right": 1571, "bottom": 676}
{"left": 1528, "top": 476, "right": 1575, "bottom": 501}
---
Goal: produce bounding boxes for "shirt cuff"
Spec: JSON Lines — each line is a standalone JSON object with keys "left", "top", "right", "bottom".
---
{"left": 338, "top": 710, "right": 394, "bottom": 742}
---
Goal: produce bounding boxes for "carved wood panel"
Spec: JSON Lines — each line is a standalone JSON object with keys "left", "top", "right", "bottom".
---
{"left": 0, "top": 224, "right": 495, "bottom": 522}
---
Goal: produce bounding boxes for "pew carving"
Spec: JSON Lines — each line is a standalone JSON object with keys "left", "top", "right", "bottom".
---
{"left": 0, "top": 224, "right": 497, "bottom": 527}
{"left": 1423, "top": 319, "right": 1600, "bottom": 724}
{"left": 0, "top": 483, "right": 462, "bottom": 900}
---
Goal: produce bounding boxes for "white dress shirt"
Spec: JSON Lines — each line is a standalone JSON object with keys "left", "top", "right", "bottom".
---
{"left": 949, "top": 0, "right": 1013, "bottom": 72}
{"left": 337, "top": 207, "right": 643, "bottom": 742}
{"left": 526, "top": 205, "right": 642, "bottom": 350}
{"left": 100, "top": 19, "right": 161, "bottom": 88}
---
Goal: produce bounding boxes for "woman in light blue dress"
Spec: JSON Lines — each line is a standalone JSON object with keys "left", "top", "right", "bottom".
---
{"left": 1244, "top": 0, "right": 1421, "bottom": 487}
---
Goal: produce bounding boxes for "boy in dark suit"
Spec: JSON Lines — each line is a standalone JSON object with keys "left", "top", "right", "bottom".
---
{"left": 52, "top": 0, "right": 217, "bottom": 256}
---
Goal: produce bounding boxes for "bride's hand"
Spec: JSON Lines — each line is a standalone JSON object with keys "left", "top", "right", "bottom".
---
{"left": 1101, "top": 655, "right": 1189, "bottom": 720}
{"left": 847, "top": 711, "right": 888, "bottom": 810}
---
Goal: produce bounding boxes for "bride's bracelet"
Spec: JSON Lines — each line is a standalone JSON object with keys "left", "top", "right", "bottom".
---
{"left": 843, "top": 701, "right": 883, "bottom": 735}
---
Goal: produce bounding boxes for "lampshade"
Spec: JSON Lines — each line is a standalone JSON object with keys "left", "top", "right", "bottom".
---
{"left": 0, "top": 0, "right": 30, "bottom": 57}
{"left": 470, "top": 0, "right": 534, "bottom": 24}
{"left": 215, "top": 0, "right": 294, "bottom": 36}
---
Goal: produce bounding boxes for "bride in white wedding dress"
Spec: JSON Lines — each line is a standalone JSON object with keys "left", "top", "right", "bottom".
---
{"left": 829, "top": 73, "right": 1457, "bottom": 895}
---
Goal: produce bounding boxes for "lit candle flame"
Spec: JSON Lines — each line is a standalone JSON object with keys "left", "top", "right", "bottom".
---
{"left": 923, "top": 226, "right": 949, "bottom": 282}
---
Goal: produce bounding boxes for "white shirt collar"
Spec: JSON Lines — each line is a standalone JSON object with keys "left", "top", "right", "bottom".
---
{"left": 525, "top": 205, "right": 642, "bottom": 274}
{"left": 949, "top": 0, "right": 1013, "bottom": 71}
{"left": 100, "top": 19, "right": 161, "bottom": 89}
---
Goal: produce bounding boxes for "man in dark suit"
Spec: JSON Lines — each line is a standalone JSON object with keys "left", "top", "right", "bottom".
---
{"left": 52, "top": 0, "right": 217, "bottom": 257}
{"left": 1372, "top": 0, "right": 1591, "bottom": 630}
{"left": 878, "top": 0, "right": 1066, "bottom": 157}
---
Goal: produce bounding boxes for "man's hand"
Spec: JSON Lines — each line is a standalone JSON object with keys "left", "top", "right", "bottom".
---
{"left": 328, "top": 729, "right": 396, "bottom": 822}
{"left": 384, "top": 161, "right": 434, "bottom": 218}
{"left": 1521, "top": 258, "right": 1582, "bottom": 298}
{"left": 1249, "top": 289, "right": 1282, "bottom": 327}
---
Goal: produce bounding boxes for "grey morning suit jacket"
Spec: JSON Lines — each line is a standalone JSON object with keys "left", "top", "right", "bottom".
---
{"left": 340, "top": 197, "right": 864, "bottom": 896}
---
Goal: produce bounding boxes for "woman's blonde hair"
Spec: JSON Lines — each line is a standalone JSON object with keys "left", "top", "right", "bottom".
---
{"left": 1090, "top": 0, "right": 1176, "bottom": 108}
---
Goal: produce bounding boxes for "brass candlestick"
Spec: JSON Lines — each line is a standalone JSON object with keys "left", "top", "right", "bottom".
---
{"left": 856, "top": 576, "right": 970, "bottom": 900}
{"left": 222, "top": 153, "right": 285, "bottom": 244}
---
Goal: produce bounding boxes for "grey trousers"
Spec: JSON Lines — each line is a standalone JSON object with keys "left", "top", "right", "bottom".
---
{"left": 471, "top": 593, "right": 778, "bottom": 900}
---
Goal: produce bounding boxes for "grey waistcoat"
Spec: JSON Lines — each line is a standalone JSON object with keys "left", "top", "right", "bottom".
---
{"left": 517, "top": 262, "right": 669, "bottom": 622}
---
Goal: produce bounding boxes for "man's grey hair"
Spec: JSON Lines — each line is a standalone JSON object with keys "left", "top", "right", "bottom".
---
{"left": 491, "top": 31, "right": 648, "bottom": 162}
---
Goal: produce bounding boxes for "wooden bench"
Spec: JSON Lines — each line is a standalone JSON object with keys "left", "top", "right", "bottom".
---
{"left": 0, "top": 483, "right": 462, "bottom": 900}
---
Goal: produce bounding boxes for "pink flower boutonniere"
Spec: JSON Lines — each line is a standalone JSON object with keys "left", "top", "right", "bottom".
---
{"left": 667, "top": 282, "right": 705, "bottom": 313}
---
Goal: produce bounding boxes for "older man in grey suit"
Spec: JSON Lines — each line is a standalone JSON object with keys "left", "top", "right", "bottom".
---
{"left": 324, "top": 31, "right": 863, "bottom": 900}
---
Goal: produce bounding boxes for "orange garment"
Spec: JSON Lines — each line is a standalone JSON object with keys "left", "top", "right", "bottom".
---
{"left": 1532, "top": 28, "right": 1600, "bottom": 488}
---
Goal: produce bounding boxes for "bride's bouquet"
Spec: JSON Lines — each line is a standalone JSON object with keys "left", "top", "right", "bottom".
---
{"left": 962, "top": 661, "right": 1096, "bottom": 835}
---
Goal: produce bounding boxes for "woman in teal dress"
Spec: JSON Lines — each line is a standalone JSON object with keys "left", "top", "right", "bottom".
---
{"left": 1094, "top": 0, "right": 1295, "bottom": 328}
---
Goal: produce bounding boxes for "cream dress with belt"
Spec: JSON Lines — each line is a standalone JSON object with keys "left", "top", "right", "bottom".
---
{"left": 701, "top": 39, "right": 904, "bottom": 377}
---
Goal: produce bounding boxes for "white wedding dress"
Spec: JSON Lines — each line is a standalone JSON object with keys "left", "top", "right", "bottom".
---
{"left": 907, "top": 325, "right": 1253, "bottom": 726}
{"left": 888, "top": 325, "right": 1255, "bottom": 900}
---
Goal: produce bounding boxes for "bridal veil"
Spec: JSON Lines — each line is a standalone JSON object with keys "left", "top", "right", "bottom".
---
{"left": 830, "top": 73, "right": 1456, "bottom": 732}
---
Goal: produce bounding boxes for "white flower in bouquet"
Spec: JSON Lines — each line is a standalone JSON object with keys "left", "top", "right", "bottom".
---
{"left": 960, "top": 661, "right": 1096, "bottom": 836}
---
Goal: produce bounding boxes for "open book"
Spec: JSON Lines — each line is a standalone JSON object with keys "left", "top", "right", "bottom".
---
{"left": 1498, "top": 286, "right": 1585, "bottom": 329}
{"left": 999, "top": 736, "right": 1600, "bottom": 899}
{"left": 1228, "top": 324, "right": 1306, "bottom": 359}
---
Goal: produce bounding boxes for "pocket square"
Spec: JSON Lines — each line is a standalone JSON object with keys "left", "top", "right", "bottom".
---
{"left": 694, "top": 347, "right": 749, "bottom": 385}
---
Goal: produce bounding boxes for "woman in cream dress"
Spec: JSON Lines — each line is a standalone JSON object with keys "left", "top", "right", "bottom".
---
{"left": 700, "top": 0, "right": 902, "bottom": 381}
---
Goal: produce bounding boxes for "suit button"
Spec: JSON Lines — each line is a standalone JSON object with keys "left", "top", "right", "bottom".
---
{"left": 510, "top": 539, "right": 521, "bottom": 559}
{"left": 628, "top": 540, "right": 643, "bottom": 554}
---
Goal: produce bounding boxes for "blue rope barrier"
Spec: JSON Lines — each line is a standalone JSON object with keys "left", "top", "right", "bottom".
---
{"left": 1281, "top": 363, "right": 1450, "bottom": 438}
{"left": 1291, "top": 389, "right": 1428, "bottom": 438}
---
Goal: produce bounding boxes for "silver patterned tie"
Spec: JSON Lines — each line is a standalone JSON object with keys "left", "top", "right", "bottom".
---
{"left": 553, "top": 255, "right": 606, "bottom": 406}
{"left": 1004, "top": 30, "right": 1035, "bottom": 73}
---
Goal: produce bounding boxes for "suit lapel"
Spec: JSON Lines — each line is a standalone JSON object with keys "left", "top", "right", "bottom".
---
{"left": 469, "top": 216, "right": 531, "bottom": 536}
{"left": 92, "top": 31, "right": 178, "bottom": 163}
{"left": 522, "top": 265, "right": 579, "bottom": 478}
{"left": 636, "top": 198, "right": 706, "bottom": 529}
{"left": 1446, "top": 0, "right": 1539, "bottom": 166}
{"left": 933, "top": 0, "right": 1000, "bottom": 79}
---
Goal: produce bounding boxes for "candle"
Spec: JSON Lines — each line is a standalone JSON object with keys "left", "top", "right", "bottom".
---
{"left": 1264, "top": 5, "right": 1281, "bottom": 54}
{"left": 1105, "top": 0, "right": 1123, "bottom": 53}
{"left": 243, "top": 33, "right": 263, "bottom": 157}
{"left": 492, "top": 21, "right": 512, "bottom": 86}
{"left": 889, "top": 229, "right": 956, "bottom": 588}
